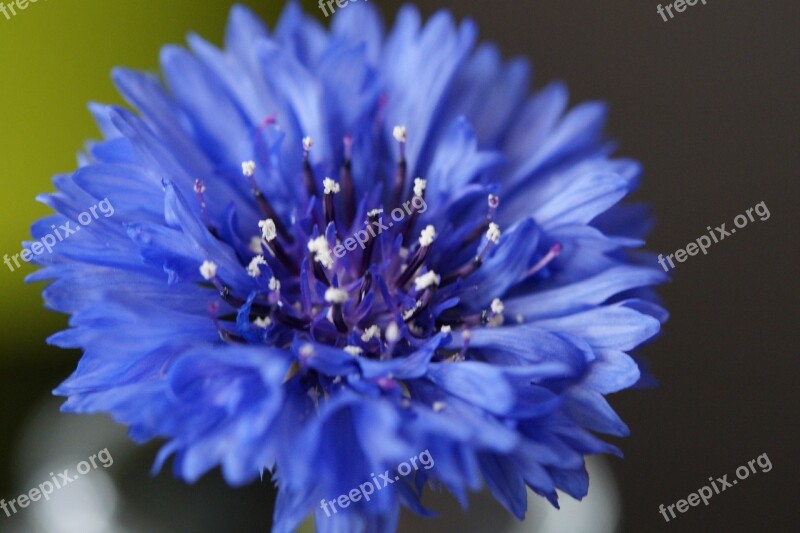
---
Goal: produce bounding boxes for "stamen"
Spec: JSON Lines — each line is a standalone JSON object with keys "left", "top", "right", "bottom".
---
{"left": 324, "top": 287, "right": 348, "bottom": 333}
{"left": 194, "top": 179, "right": 218, "bottom": 237}
{"left": 524, "top": 242, "right": 562, "bottom": 278}
{"left": 259, "top": 219, "right": 298, "bottom": 274}
{"left": 357, "top": 271, "right": 372, "bottom": 305}
{"left": 322, "top": 177, "right": 339, "bottom": 227}
{"left": 385, "top": 321, "right": 400, "bottom": 343}
{"left": 324, "top": 287, "right": 348, "bottom": 305}
{"left": 486, "top": 222, "right": 502, "bottom": 244}
{"left": 488, "top": 194, "right": 500, "bottom": 218}
{"left": 269, "top": 277, "right": 281, "bottom": 293}
{"left": 242, "top": 161, "right": 257, "bottom": 177}
{"left": 401, "top": 177, "right": 427, "bottom": 243}
{"left": 247, "top": 255, "right": 267, "bottom": 277}
{"left": 339, "top": 136, "right": 356, "bottom": 223}
{"left": 465, "top": 195, "right": 501, "bottom": 242}
{"left": 403, "top": 287, "right": 435, "bottom": 323}
{"left": 419, "top": 225, "right": 436, "bottom": 247}
{"left": 243, "top": 161, "right": 290, "bottom": 241}
{"left": 413, "top": 178, "right": 427, "bottom": 198}
{"left": 199, "top": 260, "right": 218, "bottom": 281}
{"left": 360, "top": 210, "right": 382, "bottom": 274}
{"left": 323, "top": 177, "right": 341, "bottom": 195}
{"left": 395, "top": 225, "right": 436, "bottom": 288}
{"left": 361, "top": 325, "right": 380, "bottom": 342}
{"left": 302, "top": 136, "right": 318, "bottom": 198}
{"left": 432, "top": 401, "right": 447, "bottom": 412}
{"left": 403, "top": 301, "right": 423, "bottom": 321}
{"left": 259, "top": 219, "right": 277, "bottom": 242}
{"left": 343, "top": 346, "right": 363, "bottom": 356}
{"left": 488, "top": 298, "right": 505, "bottom": 327}
{"left": 253, "top": 316, "right": 272, "bottom": 328}
{"left": 414, "top": 270, "right": 440, "bottom": 292}
{"left": 393, "top": 125, "right": 407, "bottom": 144}
{"left": 308, "top": 236, "right": 335, "bottom": 270}
{"left": 490, "top": 298, "right": 504, "bottom": 315}
{"left": 392, "top": 125, "right": 407, "bottom": 203}
{"left": 381, "top": 322, "right": 400, "bottom": 359}
{"left": 443, "top": 223, "right": 502, "bottom": 285}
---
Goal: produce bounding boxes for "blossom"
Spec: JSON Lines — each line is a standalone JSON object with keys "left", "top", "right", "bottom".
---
{"left": 29, "top": 2, "right": 667, "bottom": 532}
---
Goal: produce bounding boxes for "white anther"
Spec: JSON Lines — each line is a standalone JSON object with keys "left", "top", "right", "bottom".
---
{"left": 323, "top": 177, "right": 340, "bottom": 194}
{"left": 253, "top": 316, "right": 272, "bottom": 328}
{"left": 324, "top": 287, "right": 348, "bottom": 304}
{"left": 199, "top": 260, "right": 218, "bottom": 280}
{"left": 487, "top": 222, "right": 502, "bottom": 243}
{"left": 490, "top": 298, "right": 505, "bottom": 315}
{"left": 302, "top": 136, "right": 313, "bottom": 151}
{"left": 308, "top": 236, "right": 334, "bottom": 269}
{"left": 269, "top": 277, "right": 281, "bottom": 292}
{"left": 300, "top": 344, "right": 315, "bottom": 358}
{"left": 242, "top": 160, "right": 256, "bottom": 177}
{"left": 402, "top": 303, "right": 421, "bottom": 321}
{"left": 385, "top": 322, "right": 400, "bottom": 343}
{"left": 247, "top": 255, "right": 267, "bottom": 277}
{"left": 414, "top": 270, "right": 441, "bottom": 291}
{"left": 432, "top": 401, "right": 446, "bottom": 412}
{"left": 419, "top": 225, "right": 436, "bottom": 247}
{"left": 413, "top": 178, "right": 427, "bottom": 198}
{"left": 393, "top": 125, "right": 407, "bottom": 143}
{"left": 361, "top": 325, "right": 380, "bottom": 342}
{"left": 259, "top": 219, "right": 277, "bottom": 242}
{"left": 343, "top": 346, "right": 363, "bottom": 356}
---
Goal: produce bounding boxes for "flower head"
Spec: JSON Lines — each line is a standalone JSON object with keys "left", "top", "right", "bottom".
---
{"left": 31, "top": 3, "right": 667, "bottom": 531}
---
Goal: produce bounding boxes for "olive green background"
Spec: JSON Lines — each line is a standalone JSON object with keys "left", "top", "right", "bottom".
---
{"left": 0, "top": 0, "right": 303, "bottom": 359}
{"left": 0, "top": 0, "right": 287, "bottom": 509}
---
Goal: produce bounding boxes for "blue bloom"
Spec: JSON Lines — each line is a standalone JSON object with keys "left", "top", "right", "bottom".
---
{"left": 30, "top": 3, "right": 667, "bottom": 531}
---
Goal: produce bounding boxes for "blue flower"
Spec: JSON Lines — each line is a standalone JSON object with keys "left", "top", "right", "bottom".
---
{"left": 30, "top": 3, "right": 667, "bottom": 531}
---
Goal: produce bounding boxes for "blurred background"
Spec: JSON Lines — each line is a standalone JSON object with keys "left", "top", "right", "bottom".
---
{"left": 0, "top": 0, "right": 797, "bottom": 531}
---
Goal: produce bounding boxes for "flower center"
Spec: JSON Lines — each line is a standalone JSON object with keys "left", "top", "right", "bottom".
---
{"left": 197, "top": 127, "right": 560, "bottom": 361}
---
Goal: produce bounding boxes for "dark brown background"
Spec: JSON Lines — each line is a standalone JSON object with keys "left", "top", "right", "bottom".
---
{"left": 377, "top": 0, "right": 799, "bottom": 531}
